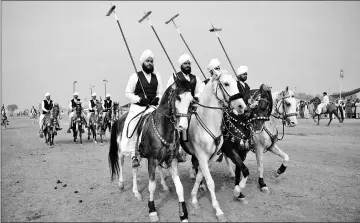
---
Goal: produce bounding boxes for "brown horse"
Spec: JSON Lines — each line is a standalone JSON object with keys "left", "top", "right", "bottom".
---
{"left": 43, "top": 103, "right": 60, "bottom": 146}
{"left": 72, "top": 103, "right": 85, "bottom": 144}
{"left": 109, "top": 79, "right": 194, "bottom": 222}
{"left": 310, "top": 97, "right": 343, "bottom": 126}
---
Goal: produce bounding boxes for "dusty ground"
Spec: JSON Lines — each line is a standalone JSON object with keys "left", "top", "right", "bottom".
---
{"left": 1, "top": 116, "right": 360, "bottom": 222}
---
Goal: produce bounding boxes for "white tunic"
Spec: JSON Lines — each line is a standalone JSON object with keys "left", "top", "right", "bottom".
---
{"left": 167, "top": 72, "right": 204, "bottom": 98}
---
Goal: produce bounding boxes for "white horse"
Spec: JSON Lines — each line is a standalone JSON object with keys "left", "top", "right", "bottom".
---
{"left": 180, "top": 70, "right": 248, "bottom": 222}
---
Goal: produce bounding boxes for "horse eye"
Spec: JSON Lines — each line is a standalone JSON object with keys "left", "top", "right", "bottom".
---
{"left": 224, "top": 83, "right": 229, "bottom": 87}
{"left": 176, "top": 96, "right": 181, "bottom": 101}
{"left": 286, "top": 102, "right": 291, "bottom": 106}
{"left": 291, "top": 95, "right": 294, "bottom": 98}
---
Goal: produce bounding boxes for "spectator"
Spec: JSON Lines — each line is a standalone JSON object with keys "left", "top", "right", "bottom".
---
{"left": 355, "top": 99, "right": 360, "bottom": 119}
{"left": 345, "top": 99, "right": 353, "bottom": 118}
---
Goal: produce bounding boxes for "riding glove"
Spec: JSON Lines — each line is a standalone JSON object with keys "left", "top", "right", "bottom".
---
{"left": 139, "top": 98, "right": 150, "bottom": 106}
{"left": 150, "top": 97, "right": 160, "bottom": 106}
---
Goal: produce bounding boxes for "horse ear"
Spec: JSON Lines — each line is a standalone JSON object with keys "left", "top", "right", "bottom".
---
{"left": 285, "top": 86, "right": 289, "bottom": 92}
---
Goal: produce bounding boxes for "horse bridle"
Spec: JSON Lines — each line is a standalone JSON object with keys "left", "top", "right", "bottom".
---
{"left": 273, "top": 94, "right": 297, "bottom": 120}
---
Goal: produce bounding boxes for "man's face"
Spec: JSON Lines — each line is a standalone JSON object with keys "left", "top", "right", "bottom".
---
{"left": 238, "top": 72, "right": 247, "bottom": 82}
{"left": 142, "top": 58, "right": 154, "bottom": 74}
{"left": 92, "top": 96, "right": 96, "bottom": 100}
{"left": 46, "top": 96, "right": 50, "bottom": 100}
{"left": 74, "top": 95, "right": 78, "bottom": 99}
{"left": 181, "top": 61, "right": 191, "bottom": 74}
{"left": 106, "top": 97, "right": 110, "bottom": 100}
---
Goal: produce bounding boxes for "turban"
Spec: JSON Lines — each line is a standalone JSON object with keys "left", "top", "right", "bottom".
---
{"left": 207, "top": 58, "right": 221, "bottom": 71}
{"left": 237, "top": 65, "right": 248, "bottom": 76}
{"left": 106, "top": 93, "right": 111, "bottom": 97}
{"left": 140, "top": 49, "right": 154, "bottom": 64}
{"left": 73, "top": 92, "right": 79, "bottom": 96}
{"left": 45, "top": 92, "right": 50, "bottom": 97}
{"left": 92, "top": 92, "right": 97, "bottom": 97}
{"left": 178, "top": 53, "right": 192, "bottom": 67}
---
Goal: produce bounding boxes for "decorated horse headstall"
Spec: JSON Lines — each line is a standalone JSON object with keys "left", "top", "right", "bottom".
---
{"left": 272, "top": 91, "right": 297, "bottom": 121}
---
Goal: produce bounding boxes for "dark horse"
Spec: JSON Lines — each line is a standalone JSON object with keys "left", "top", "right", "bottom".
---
{"left": 42, "top": 103, "right": 60, "bottom": 146}
{"left": 108, "top": 79, "right": 194, "bottom": 222}
{"left": 112, "top": 102, "right": 120, "bottom": 123}
{"left": 309, "top": 97, "right": 343, "bottom": 126}
{"left": 218, "top": 84, "right": 273, "bottom": 203}
{"left": 1, "top": 111, "right": 9, "bottom": 129}
{"left": 72, "top": 103, "right": 86, "bottom": 144}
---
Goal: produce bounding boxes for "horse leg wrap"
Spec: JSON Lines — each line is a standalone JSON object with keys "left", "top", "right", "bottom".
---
{"left": 242, "top": 167, "right": 250, "bottom": 179}
{"left": 178, "top": 201, "right": 188, "bottom": 221}
{"left": 258, "top": 177, "right": 267, "bottom": 188}
{"left": 277, "top": 164, "right": 287, "bottom": 175}
{"left": 148, "top": 200, "right": 156, "bottom": 214}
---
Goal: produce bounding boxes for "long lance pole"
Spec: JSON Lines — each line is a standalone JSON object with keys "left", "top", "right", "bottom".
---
{"left": 165, "top": 14, "right": 206, "bottom": 80}
{"left": 106, "top": 3, "right": 147, "bottom": 98}
{"left": 209, "top": 22, "right": 237, "bottom": 77}
{"left": 139, "top": 10, "right": 178, "bottom": 76}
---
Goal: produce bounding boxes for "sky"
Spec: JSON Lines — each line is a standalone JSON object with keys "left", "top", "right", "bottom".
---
{"left": 2, "top": 1, "right": 360, "bottom": 109}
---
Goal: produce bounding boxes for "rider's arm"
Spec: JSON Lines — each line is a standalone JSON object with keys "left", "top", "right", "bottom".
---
{"left": 155, "top": 72, "right": 163, "bottom": 99}
{"left": 125, "top": 73, "right": 141, "bottom": 103}
{"left": 194, "top": 76, "right": 205, "bottom": 99}
{"left": 102, "top": 100, "right": 106, "bottom": 110}
{"left": 42, "top": 101, "right": 47, "bottom": 112}
{"left": 69, "top": 101, "right": 73, "bottom": 110}
{"left": 88, "top": 101, "right": 93, "bottom": 112}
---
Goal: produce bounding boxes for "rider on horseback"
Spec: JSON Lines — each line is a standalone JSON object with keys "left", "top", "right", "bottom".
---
{"left": 39, "top": 92, "right": 62, "bottom": 137}
{"left": 1, "top": 104, "right": 6, "bottom": 117}
{"left": 102, "top": 93, "right": 112, "bottom": 120}
{"left": 166, "top": 53, "right": 205, "bottom": 162}
{"left": 122, "top": 49, "right": 163, "bottom": 168}
{"left": 87, "top": 92, "right": 98, "bottom": 134}
{"left": 67, "top": 92, "right": 87, "bottom": 133}
{"left": 315, "top": 92, "right": 329, "bottom": 115}
{"left": 236, "top": 65, "right": 251, "bottom": 92}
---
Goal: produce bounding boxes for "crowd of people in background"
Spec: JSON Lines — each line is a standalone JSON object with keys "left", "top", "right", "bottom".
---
{"left": 297, "top": 98, "right": 360, "bottom": 119}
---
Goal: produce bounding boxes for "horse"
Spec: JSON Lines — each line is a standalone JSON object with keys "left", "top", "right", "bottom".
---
{"left": 203, "top": 84, "right": 274, "bottom": 204}
{"left": 178, "top": 70, "right": 248, "bottom": 222}
{"left": 219, "top": 86, "right": 298, "bottom": 197}
{"left": 1, "top": 111, "right": 9, "bottom": 129}
{"left": 87, "top": 101, "right": 101, "bottom": 143}
{"left": 72, "top": 103, "right": 85, "bottom": 144}
{"left": 309, "top": 97, "right": 343, "bottom": 126}
{"left": 42, "top": 103, "right": 60, "bottom": 146}
{"left": 112, "top": 102, "right": 120, "bottom": 123}
{"left": 99, "top": 108, "right": 112, "bottom": 146}
{"left": 108, "top": 79, "right": 195, "bottom": 222}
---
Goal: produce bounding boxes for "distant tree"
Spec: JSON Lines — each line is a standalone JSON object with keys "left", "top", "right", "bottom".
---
{"left": 7, "top": 104, "right": 18, "bottom": 113}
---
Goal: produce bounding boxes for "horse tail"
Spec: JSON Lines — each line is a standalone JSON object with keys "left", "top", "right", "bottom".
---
{"left": 109, "top": 119, "right": 120, "bottom": 181}
{"left": 108, "top": 113, "right": 127, "bottom": 181}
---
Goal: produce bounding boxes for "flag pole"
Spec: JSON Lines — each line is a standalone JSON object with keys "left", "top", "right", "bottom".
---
{"left": 340, "top": 69, "right": 344, "bottom": 100}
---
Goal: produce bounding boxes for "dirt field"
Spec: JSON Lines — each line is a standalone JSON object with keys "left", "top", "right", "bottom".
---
{"left": 1, "top": 116, "right": 360, "bottom": 222}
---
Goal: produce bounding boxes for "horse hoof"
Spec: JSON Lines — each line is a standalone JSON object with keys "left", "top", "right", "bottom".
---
{"left": 238, "top": 197, "right": 248, "bottom": 204}
{"left": 94, "top": 141, "right": 97, "bottom": 144}
{"left": 191, "top": 201, "right": 200, "bottom": 210}
{"left": 181, "top": 219, "right": 189, "bottom": 222}
{"left": 134, "top": 192, "right": 142, "bottom": 201}
{"left": 261, "top": 187, "right": 270, "bottom": 194}
{"left": 216, "top": 214, "right": 227, "bottom": 222}
{"left": 101, "top": 143, "right": 103, "bottom": 146}
{"left": 149, "top": 212, "right": 159, "bottom": 222}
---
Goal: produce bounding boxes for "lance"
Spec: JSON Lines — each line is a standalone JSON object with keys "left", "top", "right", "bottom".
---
{"left": 165, "top": 13, "right": 207, "bottom": 80}
{"left": 106, "top": 3, "right": 147, "bottom": 98}
{"left": 209, "top": 22, "right": 237, "bottom": 77}
{"left": 139, "top": 10, "right": 179, "bottom": 81}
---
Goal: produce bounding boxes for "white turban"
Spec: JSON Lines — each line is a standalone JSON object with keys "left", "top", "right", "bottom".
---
{"left": 237, "top": 65, "right": 248, "bottom": 76}
{"left": 106, "top": 93, "right": 111, "bottom": 97}
{"left": 140, "top": 49, "right": 154, "bottom": 65}
{"left": 207, "top": 58, "right": 221, "bottom": 71}
{"left": 92, "top": 92, "right": 96, "bottom": 97}
{"left": 73, "top": 92, "right": 79, "bottom": 96}
{"left": 45, "top": 92, "right": 50, "bottom": 97}
{"left": 178, "top": 53, "right": 192, "bottom": 67}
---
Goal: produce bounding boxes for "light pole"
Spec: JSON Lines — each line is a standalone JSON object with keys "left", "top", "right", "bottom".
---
{"left": 103, "top": 79, "right": 108, "bottom": 97}
{"left": 90, "top": 84, "right": 95, "bottom": 95}
{"left": 73, "top": 81, "right": 77, "bottom": 93}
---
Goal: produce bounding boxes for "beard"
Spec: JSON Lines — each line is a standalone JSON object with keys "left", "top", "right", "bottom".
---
{"left": 238, "top": 76, "right": 247, "bottom": 82}
{"left": 181, "top": 66, "right": 191, "bottom": 75}
{"left": 142, "top": 63, "right": 154, "bottom": 74}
